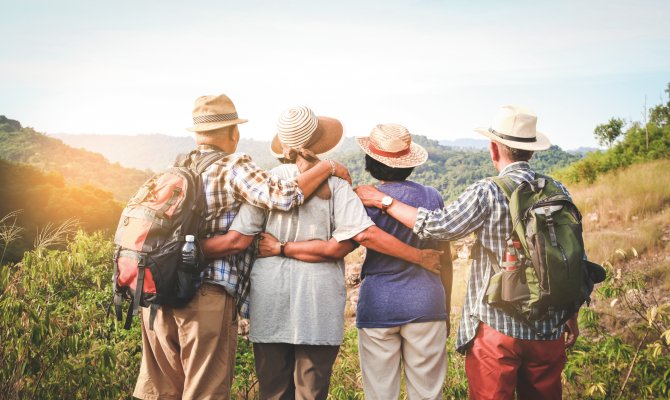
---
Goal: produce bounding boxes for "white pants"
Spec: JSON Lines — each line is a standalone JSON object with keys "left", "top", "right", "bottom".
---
{"left": 358, "top": 321, "right": 448, "bottom": 400}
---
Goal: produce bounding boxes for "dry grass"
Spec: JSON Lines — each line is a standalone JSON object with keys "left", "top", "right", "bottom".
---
{"left": 565, "top": 159, "right": 670, "bottom": 265}
{"left": 568, "top": 159, "right": 670, "bottom": 228}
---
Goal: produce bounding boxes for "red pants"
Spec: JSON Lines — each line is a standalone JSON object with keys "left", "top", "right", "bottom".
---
{"left": 465, "top": 323, "right": 566, "bottom": 400}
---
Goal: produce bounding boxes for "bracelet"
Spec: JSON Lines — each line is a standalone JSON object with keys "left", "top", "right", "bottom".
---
{"left": 327, "top": 159, "right": 336, "bottom": 176}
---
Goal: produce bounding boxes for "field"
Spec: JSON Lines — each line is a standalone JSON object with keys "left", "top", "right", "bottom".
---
{"left": 1, "top": 160, "right": 669, "bottom": 399}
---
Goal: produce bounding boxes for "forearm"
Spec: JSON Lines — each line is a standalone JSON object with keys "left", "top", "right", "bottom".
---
{"left": 283, "top": 238, "right": 355, "bottom": 262}
{"left": 439, "top": 242, "right": 453, "bottom": 312}
{"left": 201, "top": 231, "right": 255, "bottom": 258}
{"left": 295, "top": 160, "right": 332, "bottom": 199}
{"left": 353, "top": 226, "right": 422, "bottom": 265}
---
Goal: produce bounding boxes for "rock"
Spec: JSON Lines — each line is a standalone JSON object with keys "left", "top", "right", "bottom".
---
{"left": 586, "top": 212, "right": 599, "bottom": 223}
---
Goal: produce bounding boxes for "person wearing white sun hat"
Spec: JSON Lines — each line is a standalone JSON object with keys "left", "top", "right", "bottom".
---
{"left": 355, "top": 105, "right": 580, "bottom": 400}
{"left": 200, "top": 107, "right": 443, "bottom": 399}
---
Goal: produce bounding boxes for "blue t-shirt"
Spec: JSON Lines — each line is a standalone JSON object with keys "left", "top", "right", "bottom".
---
{"left": 356, "top": 180, "right": 448, "bottom": 328}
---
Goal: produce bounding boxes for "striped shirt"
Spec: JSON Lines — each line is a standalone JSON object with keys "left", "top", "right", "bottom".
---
{"left": 197, "top": 145, "right": 304, "bottom": 317}
{"left": 413, "top": 161, "right": 567, "bottom": 353}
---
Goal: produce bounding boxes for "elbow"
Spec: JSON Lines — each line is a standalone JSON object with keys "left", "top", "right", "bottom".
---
{"left": 353, "top": 226, "right": 376, "bottom": 247}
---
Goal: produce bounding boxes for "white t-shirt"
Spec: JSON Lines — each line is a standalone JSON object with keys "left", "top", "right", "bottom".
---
{"left": 229, "top": 164, "right": 374, "bottom": 345}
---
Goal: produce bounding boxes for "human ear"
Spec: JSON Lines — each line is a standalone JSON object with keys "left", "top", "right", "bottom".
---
{"left": 489, "top": 141, "right": 500, "bottom": 162}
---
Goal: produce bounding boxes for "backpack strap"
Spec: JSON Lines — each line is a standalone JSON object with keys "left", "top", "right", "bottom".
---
{"left": 489, "top": 175, "right": 518, "bottom": 201}
{"left": 193, "top": 150, "right": 229, "bottom": 174}
{"left": 175, "top": 148, "right": 230, "bottom": 173}
{"left": 124, "top": 253, "right": 147, "bottom": 329}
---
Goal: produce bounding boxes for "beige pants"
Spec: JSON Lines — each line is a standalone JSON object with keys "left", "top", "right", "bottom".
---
{"left": 358, "top": 321, "right": 448, "bottom": 400}
{"left": 133, "top": 283, "right": 238, "bottom": 400}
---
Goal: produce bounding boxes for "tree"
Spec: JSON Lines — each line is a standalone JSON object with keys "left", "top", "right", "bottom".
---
{"left": 649, "top": 82, "right": 670, "bottom": 127}
{"left": 594, "top": 118, "right": 625, "bottom": 148}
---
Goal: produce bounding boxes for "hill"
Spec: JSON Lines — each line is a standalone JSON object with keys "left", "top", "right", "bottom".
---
{"left": 0, "top": 158, "right": 122, "bottom": 262}
{"left": 554, "top": 82, "right": 670, "bottom": 184}
{"left": 54, "top": 133, "right": 581, "bottom": 202}
{"left": 0, "top": 121, "right": 151, "bottom": 201}
{"left": 54, "top": 133, "right": 281, "bottom": 171}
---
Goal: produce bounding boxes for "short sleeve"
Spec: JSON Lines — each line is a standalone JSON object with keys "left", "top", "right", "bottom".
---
{"left": 229, "top": 154, "right": 304, "bottom": 211}
{"left": 331, "top": 178, "right": 375, "bottom": 242}
{"left": 229, "top": 203, "right": 267, "bottom": 236}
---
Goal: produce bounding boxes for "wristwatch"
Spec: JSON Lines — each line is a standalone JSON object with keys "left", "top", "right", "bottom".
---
{"left": 381, "top": 195, "right": 393, "bottom": 213}
{"left": 279, "top": 241, "right": 287, "bottom": 257}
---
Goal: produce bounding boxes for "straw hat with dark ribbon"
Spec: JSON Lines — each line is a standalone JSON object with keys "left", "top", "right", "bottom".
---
{"left": 356, "top": 123, "right": 428, "bottom": 168}
{"left": 270, "top": 106, "right": 344, "bottom": 158}
{"left": 474, "top": 105, "right": 551, "bottom": 151}
{"left": 186, "top": 94, "right": 248, "bottom": 132}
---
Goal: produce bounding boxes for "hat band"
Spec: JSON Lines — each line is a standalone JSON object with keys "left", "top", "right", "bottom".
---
{"left": 489, "top": 128, "right": 537, "bottom": 143}
{"left": 369, "top": 143, "right": 411, "bottom": 158}
{"left": 193, "top": 113, "right": 239, "bottom": 124}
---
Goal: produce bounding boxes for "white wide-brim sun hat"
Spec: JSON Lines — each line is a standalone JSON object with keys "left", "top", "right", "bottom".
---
{"left": 474, "top": 105, "right": 551, "bottom": 151}
{"left": 356, "top": 123, "right": 428, "bottom": 168}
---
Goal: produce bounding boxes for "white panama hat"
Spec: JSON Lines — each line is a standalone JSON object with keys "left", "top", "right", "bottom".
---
{"left": 474, "top": 105, "right": 551, "bottom": 151}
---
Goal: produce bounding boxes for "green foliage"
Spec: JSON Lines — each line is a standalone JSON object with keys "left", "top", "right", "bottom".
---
{"left": 0, "top": 159, "right": 122, "bottom": 262}
{"left": 563, "top": 259, "right": 670, "bottom": 399}
{"left": 0, "top": 231, "right": 141, "bottom": 399}
{"left": 555, "top": 84, "right": 670, "bottom": 184}
{"left": 336, "top": 136, "right": 579, "bottom": 202}
{"left": 593, "top": 118, "right": 625, "bottom": 148}
{"left": 233, "top": 337, "right": 259, "bottom": 399}
{"left": 649, "top": 83, "right": 670, "bottom": 127}
{"left": 0, "top": 126, "right": 151, "bottom": 201}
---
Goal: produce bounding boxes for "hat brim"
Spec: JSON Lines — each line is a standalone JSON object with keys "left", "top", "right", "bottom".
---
{"left": 186, "top": 118, "right": 248, "bottom": 133}
{"left": 356, "top": 137, "right": 428, "bottom": 168}
{"left": 474, "top": 127, "right": 551, "bottom": 151}
{"left": 270, "top": 116, "right": 344, "bottom": 158}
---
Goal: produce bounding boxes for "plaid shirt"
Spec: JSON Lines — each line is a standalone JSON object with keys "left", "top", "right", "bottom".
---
{"left": 197, "top": 145, "right": 304, "bottom": 318}
{"left": 413, "top": 162, "right": 568, "bottom": 353}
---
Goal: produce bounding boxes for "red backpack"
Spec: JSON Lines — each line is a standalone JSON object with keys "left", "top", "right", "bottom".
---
{"left": 112, "top": 150, "right": 227, "bottom": 329}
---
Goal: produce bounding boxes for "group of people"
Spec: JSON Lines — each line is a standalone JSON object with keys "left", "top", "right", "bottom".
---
{"left": 132, "top": 94, "right": 580, "bottom": 400}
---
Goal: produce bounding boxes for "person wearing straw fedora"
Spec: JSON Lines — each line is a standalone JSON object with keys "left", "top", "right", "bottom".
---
{"left": 353, "top": 124, "right": 452, "bottom": 400}
{"left": 133, "top": 96, "right": 354, "bottom": 400}
{"left": 355, "top": 106, "right": 580, "bottom": 400}
{"left": 199, "top": 108, "right": 444, "bottom": 400}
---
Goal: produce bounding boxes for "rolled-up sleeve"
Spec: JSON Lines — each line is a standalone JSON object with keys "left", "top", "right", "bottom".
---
{"left": 230, "top": 154, "right": 304, "bottom": 211}
{"left": 413, "top": 181, "right": 490, "bottom": 240}
{"left": 331, "top": 178, "right": 375, "bottom": 242}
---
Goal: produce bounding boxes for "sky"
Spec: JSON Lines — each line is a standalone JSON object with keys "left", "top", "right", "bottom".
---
{"left": 1, "top": 0, "right": 669, "bottom": 149}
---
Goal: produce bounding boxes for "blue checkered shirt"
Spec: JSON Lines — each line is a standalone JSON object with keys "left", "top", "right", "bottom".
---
{"left": 198, "top": 145, "right": 304, "bottom": 318}
{"left": 413, "top": 162, "right": 568, "bottom": 353}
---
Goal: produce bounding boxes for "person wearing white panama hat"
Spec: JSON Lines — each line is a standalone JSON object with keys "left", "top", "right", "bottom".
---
{"left": 355, "top": 106, "right": 580, "bottom": 400}
{"left": 199, "top": 107, "right": 443, "bottom": 399}
{"left": 133, "top": 95, "right": 354, "bottom": 400}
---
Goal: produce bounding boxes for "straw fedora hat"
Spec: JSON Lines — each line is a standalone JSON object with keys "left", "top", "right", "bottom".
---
{"left": 186, "top": 94, "right": 248, "bottom": 132}
{"left": 474, "top": 105, "right": 551, "bottom": 151}
{"left": 270, "top": 106, "right": 344, "bottom": 158}
{"left": 356, "top": 124, "right": 428, "bottom": 168}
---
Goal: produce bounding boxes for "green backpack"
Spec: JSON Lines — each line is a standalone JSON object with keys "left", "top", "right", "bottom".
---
{"left": 485, "top": 174, "right": 605, "bottom": 332}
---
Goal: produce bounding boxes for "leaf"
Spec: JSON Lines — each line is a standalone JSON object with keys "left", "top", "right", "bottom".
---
{"left": 631, "top": 247, "right": 638, "bottom": 258}
{"left": 610, "top": 298, "right": 619, "bottom": 308}
{"left": 662, "top": 329, "right": 670, "bottom": 345}
{"left": 647, "top": 306, "right": 658, "bottom": 326}
{"left": 615, "top": 249, "right": 627, "bottom": 259}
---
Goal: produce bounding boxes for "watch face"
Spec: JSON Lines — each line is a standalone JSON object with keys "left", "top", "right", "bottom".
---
{"left": 382, "top": 196, "right": 393, "bottom": 207}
